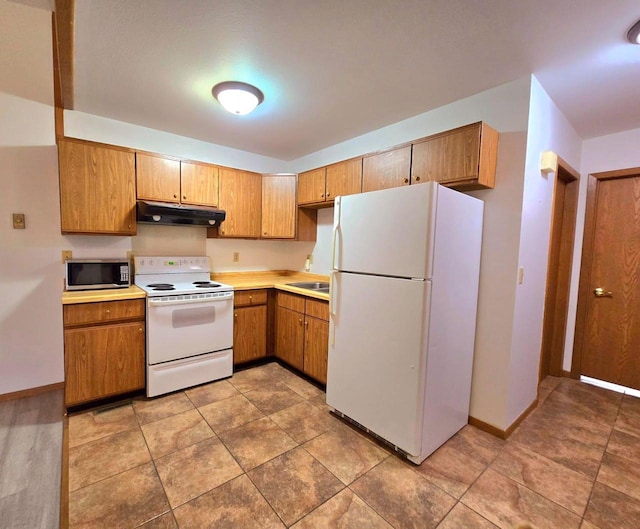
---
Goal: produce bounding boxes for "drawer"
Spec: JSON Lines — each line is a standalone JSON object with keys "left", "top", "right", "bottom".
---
{"left": 277, "top": 291, "right": 305, "bottom": 313}
{"left": 63, "top": 299, "right": 145, "bottom": 327}
{"left": 306, "top": 298, "right": 329, "bottom": 321}
{"left": 234, "top": 289, "right": 268, "bottom": 307}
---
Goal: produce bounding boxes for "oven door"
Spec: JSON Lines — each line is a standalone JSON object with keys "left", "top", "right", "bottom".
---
{"left": 147, "top": 292, "right": 234, "bottom": 365}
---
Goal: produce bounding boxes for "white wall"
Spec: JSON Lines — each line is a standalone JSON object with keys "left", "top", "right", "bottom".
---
{"left": 562, "top": 126, "right": 640, "bottom": 372}
{"left": 505, "top": 78, "right": 582, "bottom": 425}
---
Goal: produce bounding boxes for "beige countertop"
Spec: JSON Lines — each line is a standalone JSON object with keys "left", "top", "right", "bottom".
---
{"left": 61, "top": 285, "right": 146, "bottom": 305}
{"left": 211, "top": 270, "right": 330, "bottom": 301}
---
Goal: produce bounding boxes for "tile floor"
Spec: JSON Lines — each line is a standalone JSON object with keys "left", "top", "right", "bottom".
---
{"left": 67, "top": 363, "right": 640, "bottom": 528}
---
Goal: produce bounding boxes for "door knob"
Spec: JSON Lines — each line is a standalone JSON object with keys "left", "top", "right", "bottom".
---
{"left": 593, "top": 287, "right": 613, "bottom": 298}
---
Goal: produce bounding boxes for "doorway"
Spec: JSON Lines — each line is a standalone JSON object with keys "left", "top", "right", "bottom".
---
{"left": 572, "top": 168, "right": 640, "bottom": 390}
{"left": 539, "top": 159, "right": 579, "bottom": 381}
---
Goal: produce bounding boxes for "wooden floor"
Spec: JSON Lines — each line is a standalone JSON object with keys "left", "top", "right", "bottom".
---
{"left": 0, "top": 389, "right": 64, "bottom": 529}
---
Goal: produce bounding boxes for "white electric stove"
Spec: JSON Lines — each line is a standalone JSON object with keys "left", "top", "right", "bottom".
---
{"left": 134, "top": 256, "right": 234, "bottom": 397}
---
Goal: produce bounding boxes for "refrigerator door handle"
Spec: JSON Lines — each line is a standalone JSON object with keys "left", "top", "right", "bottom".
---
{"left": 329, "top": 270, "right": 337, "bottom": 345}
{"left": 331, "top": 196, "right": 341, "bottom": 271}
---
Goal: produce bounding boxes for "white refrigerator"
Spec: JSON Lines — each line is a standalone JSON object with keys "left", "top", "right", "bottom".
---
{"left": 326, "top": 182, "right": 483, "bottom": 464}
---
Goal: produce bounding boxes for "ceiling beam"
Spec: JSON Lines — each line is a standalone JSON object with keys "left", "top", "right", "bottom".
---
{"left": 53, "top": 0, "right": 74, "bottom": 110}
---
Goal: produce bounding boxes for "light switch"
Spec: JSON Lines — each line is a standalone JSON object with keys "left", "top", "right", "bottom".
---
{"left": 12, "top": 213, "right": 25, "bottom": 229}
{"left": 518, "top": 267, "right": 525, "bottom": 285}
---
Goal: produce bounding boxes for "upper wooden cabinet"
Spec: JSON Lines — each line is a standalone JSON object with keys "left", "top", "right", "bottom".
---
{"left": 362, "top": 145, "right": 412, "bottom": 193}
{"left": 262, "top": 175, "right": 296, "bottom": 239}
{"left": 297, "top": 158, "right": 362, "bottom": 206}
{"left": 297, "top": 168, "right": 326, "bottom": 205}
{"left": 136, "top": 153, "right": 181, "bottom": 202}
{"left": 136, "top": 154, "right": 219, "bottom": 207}
{"left": 217, "top": 167, "right": 262, "bottom": 238}
{"left": 411, "top": 122, "right": 499, "bottom": 190}
{"left": 180, "top": 161, "right": 219, "bottom": 206}
{"left": 58, "top": 139, "right": 136, "bottom": 235}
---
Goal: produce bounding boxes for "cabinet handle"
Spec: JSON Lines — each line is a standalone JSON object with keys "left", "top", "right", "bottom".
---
{"left": 183, "top": 195, "right": 187, "bottom": 200}
{"left": 320, "top": 193, "right": 325, "bottom": 198}
{"left": 403, "top": 178, "right": 409, "bottom": 184}
{"left": 105, "top": 309, "right": 111, "bottom": 314}
{"left": 263, "top": 232, "right": 267, "bottom": 235}
{"left": 138, "top": 327, "right": 143, "bottom": 333}
{"left": 173, "top": 194, "right": 178, "bottom": 199}
{"left": 299, "top": 318, "right": 303, "bottom": 325}
{"left": 249, "top": 296, "right": 253, "bottom": 301}
{"left": 415, "top": 176, "right": 421, "bottom": 182}
{"left": 305, "top": 320, "right": 308, "bottom": 327}
{"left": 327, "top": 192, "right": 331, "bottom": 197}
{"left": 234, "top": 313, "right": 238, "bottom": 318}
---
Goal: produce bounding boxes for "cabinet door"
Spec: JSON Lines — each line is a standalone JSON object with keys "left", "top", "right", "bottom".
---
{"left": 363, "top": 146, "right": 411, "bottom": 192}
{"left": 233, "top": 305, "right": 267, "bottom": 365}
{"left": 411, "top": 123, "right": 480, "bottom": 185}
{"left": 136, "top": 153, "right": 181, "bottom": 202}
{"left": 275, "top": 306, "right": 304, "bottom": 370}
{"left": 297, "top": 168, "right": 326, "bottom": 205}
{"left": 261, "top": 175, "right": 296, "bottom": 239}
{"left": 326, "top": 158, "right": 362, "bottom": 200}
{"left": 181, "top": 161, "right": 219, "bottom": 206}
{"left": 304, "top": 316, "right": 329, "bottom": 384}
{"left": 64, "top": 321, "right": 145, "bottom": 406}
{"left": 218, "top": 168, "right": 262, "bottom": 238}
{"left": 58, "top": 140, "right": 136, "bottom": 235}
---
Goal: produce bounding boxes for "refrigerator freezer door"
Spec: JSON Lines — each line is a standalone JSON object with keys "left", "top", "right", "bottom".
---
{"left": 333, "top": 183, "right": 437, "bottom": 279}
{"left": 327, "top": 271, "right": 430, "bottom": 456}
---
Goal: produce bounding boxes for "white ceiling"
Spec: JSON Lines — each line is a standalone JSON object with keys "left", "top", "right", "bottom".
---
{"left": 73, "top": 0, "right": 640, "bottom": 160}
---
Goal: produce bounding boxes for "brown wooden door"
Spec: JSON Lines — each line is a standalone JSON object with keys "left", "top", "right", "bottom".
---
{"left": 578, "top": 174, "right": 640, "bottom": 390}
{"left": 297, "top": 168, "right": 326, "bottom": 205}
{"left": 218, "top": 167, "right": 262, "bottom": 237}
{"left": 326, "top": 158, "right": 362, "bottom": 201}
{"left": 275, "top": 306, "right": 304, "bottom": 370}
{"left": 362, "top": 146, "right": 412, "bottom": 192}
{"left": 181, "top": 161, "right": 219, "bottom": 206}
{"left": 136, "top": 153, "right": 181, "bottom": 202}
{"left": 304, "top": 316, "right": 329, "bottom": 384}
{"left": 58, "top": 140, "right": 136, "bottom": 235}
{"left": 261, "top": 175, "right": 296, "bottom": 238}
{"left": 233, "top": 305, "right": 267, "bottom": 365}
{"left": 64, "top": 321, "right": 145, "bottom": 406}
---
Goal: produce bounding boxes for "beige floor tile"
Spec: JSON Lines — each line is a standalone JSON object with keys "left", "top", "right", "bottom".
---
{"left": 597, "top": 452, "right": 640, "bottom": 502}
{"left": 139, "top": 511, "right": 178, "bottom": 528}
{"left": 436, "top": 502, "right": 499, "bottom": 528}
{"left": 228, "top": 363, "right": 288, "bottom": 393}
{"left": 69, "top": 428, "right": 150, "bottom": 491}
{"left": 491, "top": 442, "right": 593, "bottom": 515}
{"left": 547, "top": 380, "right": 622, "bottom": 424}
{"left": 248, "top": 446, "right": 344, "bottom": 526}
{"left": 270, "top": 401, "right": 339, "bottom": 443}
{"left": 410, "top": 424, "right": 504, "bottom": 499}
{"left": 461, "top": 468, "right": 581, "bottom": 529}
{"left": 141, "top": 408, "right": 215, "bottom": 458}
{"left": 154, "top": 437, "right": 243, "bottom": 508}
{"left": 584, "top": 482, "right": 640, "bottom": 529}
{"left": 218, "top": 416, "right": 297, "bottom": 470}
{"left": 539, "top": 375, "right": 562, "bottom": 392}
{"left": 244, "top": 382, "right": 305, "bottom": 415}
{"left": 351, "top": 456, "right": 456, "bottom": 528}
{"left": 291, "top": 488, "right": 393, "bottom": 529}
{"left": 173, "top": 474, "right": 285, "bottom": 529}
{"left": 198, "top": 394, "right": 263, "bottom": 433}
{"left": 133, "top": 392, "right": 194, "bottom": 425}
{"left": 606, "top": 428, "right": 640, "bottom": 460}
{"left": 280, "top": 373, "right": 326, "bottom": 400}
{"left": 303, "top": 423, "right": 388, "bottom": 484}
{"left": 69, "top": 462, "right": 169, "bottom": 529}
{"left": 68, "top": 404, "right": 138, "bottom": 448}
{"left": 614, "top": 395, "right": 640, "bottom": 438}
{"left": 185, "top": 379, "right": 240, "bottom": 408}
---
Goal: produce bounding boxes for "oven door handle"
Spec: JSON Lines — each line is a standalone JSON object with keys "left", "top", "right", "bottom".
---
{"left": 148, "top": 292, "right": 234, "bottom": 306}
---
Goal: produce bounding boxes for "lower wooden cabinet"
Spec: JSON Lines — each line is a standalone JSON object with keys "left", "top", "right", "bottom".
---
{"left": 63, "top": 299, "right": 145, "bottom": 407}
{"left": 233, "top": 289, "right": 268, "bottom": 365}
{"left": 275, "top": 292, "right": 329, "bottom": 384}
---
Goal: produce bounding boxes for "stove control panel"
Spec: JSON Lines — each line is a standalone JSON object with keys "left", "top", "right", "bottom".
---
{"left": 134, "top": 256, "right": 211, "bottom": 274}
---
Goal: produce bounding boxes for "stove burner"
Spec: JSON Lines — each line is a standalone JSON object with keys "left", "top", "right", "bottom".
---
{"left": 193, "top": 282, "right": 221, "bottom": 288}
{"left": 147, "top": 283, "right": 174, "bottom": 288}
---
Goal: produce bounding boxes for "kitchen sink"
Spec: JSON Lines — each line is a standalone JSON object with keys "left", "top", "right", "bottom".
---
{"left": 286, "top": 281, "right": 330, "bottom": 292}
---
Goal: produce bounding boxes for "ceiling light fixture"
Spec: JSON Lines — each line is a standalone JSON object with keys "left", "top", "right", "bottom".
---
{"left": 627, "top": 19, "right": 640, "bottom": 44}
{"left": 211, "top": 81, "right": 264, "bottom": 115}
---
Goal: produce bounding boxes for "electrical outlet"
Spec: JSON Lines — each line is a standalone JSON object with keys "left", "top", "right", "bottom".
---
{"left": 307, "top": 254, "right": 313, "bottom": 264}
{"left": 12, "top": 213, "right": 25, "bottom": 229}
{"left": 233, "top": 252, "right": 239, "bottom": 263}
{"left": 62, "top": 250, "right": 73, "bottom": 263}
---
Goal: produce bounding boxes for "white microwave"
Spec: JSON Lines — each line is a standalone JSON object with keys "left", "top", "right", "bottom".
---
{"left": 65, "top": 259, "right": 131, "bottom": 291}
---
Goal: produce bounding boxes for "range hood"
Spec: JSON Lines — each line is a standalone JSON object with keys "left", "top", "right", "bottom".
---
{"left": 137, "top": 201, "right": 226, "bottom": 227}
